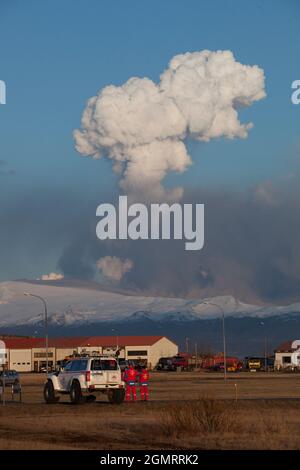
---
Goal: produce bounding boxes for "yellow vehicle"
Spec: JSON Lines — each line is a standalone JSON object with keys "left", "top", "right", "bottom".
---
{"left": 246, "top": 357, "right": 264, "bottom": 371}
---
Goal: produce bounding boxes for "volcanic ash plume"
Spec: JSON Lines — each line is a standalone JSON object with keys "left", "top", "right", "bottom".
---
{"left": 74, "top": 50, "right": 265, "bottom": 201}
{"left": 97, "top": 256, "right": 133, "bottom": 283}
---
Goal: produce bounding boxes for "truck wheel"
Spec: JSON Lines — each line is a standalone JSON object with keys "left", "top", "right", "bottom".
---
{"left": 44, "top": 380, "right": 58, "bottom": 404}
{"left": 107, "top": 388, "right": 125, "bottom": 405}
{"left": 70, "top": 380, "right": 84, "bottom": 404}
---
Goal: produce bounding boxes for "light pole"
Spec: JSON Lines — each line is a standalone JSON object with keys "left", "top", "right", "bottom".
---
{"left": 201, "top": 301, "right": 227, "bottom": 382}
{"left": 185, "top": 337, "right": 189, "bottom": 354}
{"left": 259, "top": 321, "right": 268, "bottom": 372}
{"left": 24, "top": 293, "right": 49, "bottom": 375}
{"left": 111, "top": 328, "right": 118, "bottom": 351}
{"left": 264, "top": 336, "right": 267, "bottom": 371}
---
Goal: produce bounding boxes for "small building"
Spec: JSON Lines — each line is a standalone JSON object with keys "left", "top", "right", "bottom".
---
{"left": 1, "top": 337, "right": 39, "bottom": 372}
{"left": 0, "top": 335, "right": 178, "bottom": 372}
{"left": 274, "top": 340, "right": 300, "bottom": 370}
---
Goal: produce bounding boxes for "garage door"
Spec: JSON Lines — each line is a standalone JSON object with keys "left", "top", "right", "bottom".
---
{"left": 9, "top": 349, "right": 32, "bottom": 372}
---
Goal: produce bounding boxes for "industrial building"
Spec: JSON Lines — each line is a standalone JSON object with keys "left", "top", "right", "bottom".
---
{"left": 274, "top": 340, "right": 300, "bottom": 370}
{"left": 0, "top": 335, "right": 178, "bottom": 372}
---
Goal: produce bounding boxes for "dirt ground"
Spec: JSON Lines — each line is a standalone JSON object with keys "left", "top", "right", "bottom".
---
{"left": 1, "top": 371, "right": 300, "bottom": 450}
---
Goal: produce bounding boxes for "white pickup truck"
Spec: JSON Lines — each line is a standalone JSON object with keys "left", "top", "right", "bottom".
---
{"left": 44, "top": 356, "right": 125, "bottom": 404}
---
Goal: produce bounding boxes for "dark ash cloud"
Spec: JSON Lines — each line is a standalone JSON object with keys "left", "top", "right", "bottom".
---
{"left": 56, "top": 176, "right": 300, "bottom": 304}
{"left": 2, "top": 177, "right": 300, "bottom": 305}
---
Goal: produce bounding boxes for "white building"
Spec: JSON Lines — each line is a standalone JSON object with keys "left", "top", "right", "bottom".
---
{"left": 274, "top": 340, "right": 300, "bottom": 370}
{"left": 0, "top": 335, "right": 178, "bottom": 372}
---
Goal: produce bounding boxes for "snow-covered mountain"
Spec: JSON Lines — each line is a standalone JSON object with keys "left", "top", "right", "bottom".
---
{"left": 0, "top": 279, "right": 300, "bottom": 327}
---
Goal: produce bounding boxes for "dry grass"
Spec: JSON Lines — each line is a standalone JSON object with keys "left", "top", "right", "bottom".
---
{"left": 159, "top": 396, "right": 235, "bottom": 436}
{"left": 157, "top": 397, "right": 293, "bottom": 449}
{"left": 0, "top": 372, "right": 300, "bottom": 449}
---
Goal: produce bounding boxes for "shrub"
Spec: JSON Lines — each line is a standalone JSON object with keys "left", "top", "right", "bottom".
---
{"left": 159, "top": 397, "right": 236, "bottom": 436}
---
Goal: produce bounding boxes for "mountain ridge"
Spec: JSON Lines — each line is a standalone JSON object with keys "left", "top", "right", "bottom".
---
{"left": 1, "top": 280, "right": 300, "bottom": 327}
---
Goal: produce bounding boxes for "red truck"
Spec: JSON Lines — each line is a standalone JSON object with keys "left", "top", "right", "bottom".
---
{"left": 201, "top": 355, "right": 243, "bottom": 372}
{"left": 157, "top": 354, "right": 190, "bottom": 371}
{"left": 172, "top": 354, "right": 190, "bottom": 371}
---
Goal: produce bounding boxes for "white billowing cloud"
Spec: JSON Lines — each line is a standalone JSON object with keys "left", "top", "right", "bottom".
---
{"left": 97, "top": 256, "right": 133, "bottom": 282}
{"left": 41, "top": 272, "right": 64, "bottom": 281}
{"left": 74, "top": 50, "right": 265, "bottom": 200}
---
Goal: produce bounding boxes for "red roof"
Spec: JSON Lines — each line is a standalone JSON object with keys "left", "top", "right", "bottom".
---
{"left": 0, "top": 337, "right": 41, "bottom": 349}
{"left": 47, "top": 337, "right": 89, "bottom": 348}
{"left": 78, "top": 335, "right": 167, "bottom": 347}
{"left": 0, "top": 335, "right": 173, "bottom": 349}
{"left": 275, "top": 340, "right": 298, "bottom": 353}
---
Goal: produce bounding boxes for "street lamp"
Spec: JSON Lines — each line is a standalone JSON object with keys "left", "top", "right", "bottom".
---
{"left": 201, "top": 301, "right": 227, "bottom": 382}
{"left": 111, "top": 328, "right": 118, "bottom": 351}
{"left": 259, "top": 321, "right": 268, "bottom": 372}
{"left": 185, "top": 337, "right": 189, "bottom": 354}
{"left": 24, "top": 293, "right": 49, "bottom": 375}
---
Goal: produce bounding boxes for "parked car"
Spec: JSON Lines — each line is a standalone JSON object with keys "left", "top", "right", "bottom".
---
{"left": 156, "top": 357, "right": 174, "bottom": 371}
{"left": 39, "top": 365, "right": 54, "bottom": 373}
{"left": 0, "top": 370, "right": 20, "bottom": 387}
{"left": 44, "top": 356, "right": 125, "bottom": 405}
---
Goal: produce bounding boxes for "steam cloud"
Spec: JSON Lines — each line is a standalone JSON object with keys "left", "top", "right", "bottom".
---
{"left": 97, "top": 256, "right": 133, "bottom": 282}
{"left": 74, "top": 50, "right": 265, "bottom": 200}
{"left": 41, "top": 272, "right": 64, "bottom": 281}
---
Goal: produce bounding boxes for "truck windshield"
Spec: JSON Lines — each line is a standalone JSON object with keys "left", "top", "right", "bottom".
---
{"left": 91, "top": 359, "right": 118, "bottom": 371}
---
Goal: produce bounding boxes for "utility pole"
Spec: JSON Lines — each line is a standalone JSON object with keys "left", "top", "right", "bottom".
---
{"left": 0, "top": 341, "right": 6, "bottom": 406}
{"left": 24, "top": 293, "right": 49, "bottom": 375}
{"left": 2, "top": 364, "right": 5, "bottom": 406}
{"left": 185, "top": 337, "right": 189, "bottom": 354}
{"left": 112, "top": 328, "right": 119, "bottom": 353}
{"left": 260, "top": 321, "right": 268, "bottom": 372}
{"left": 222, "top": 310, "right": 227, "bottom": 381}
{"left": 264, "top": 336, "right": 267, "bottom": 371}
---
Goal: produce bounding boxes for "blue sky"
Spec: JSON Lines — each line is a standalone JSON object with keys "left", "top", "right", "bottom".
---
{"left": 0, "top": 0, "right": 300, "bottom": 283}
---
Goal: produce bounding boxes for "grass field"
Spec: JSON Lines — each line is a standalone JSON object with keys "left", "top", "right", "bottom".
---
{"left": 1, "top": 371, "right": 300, "bottom": 450}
